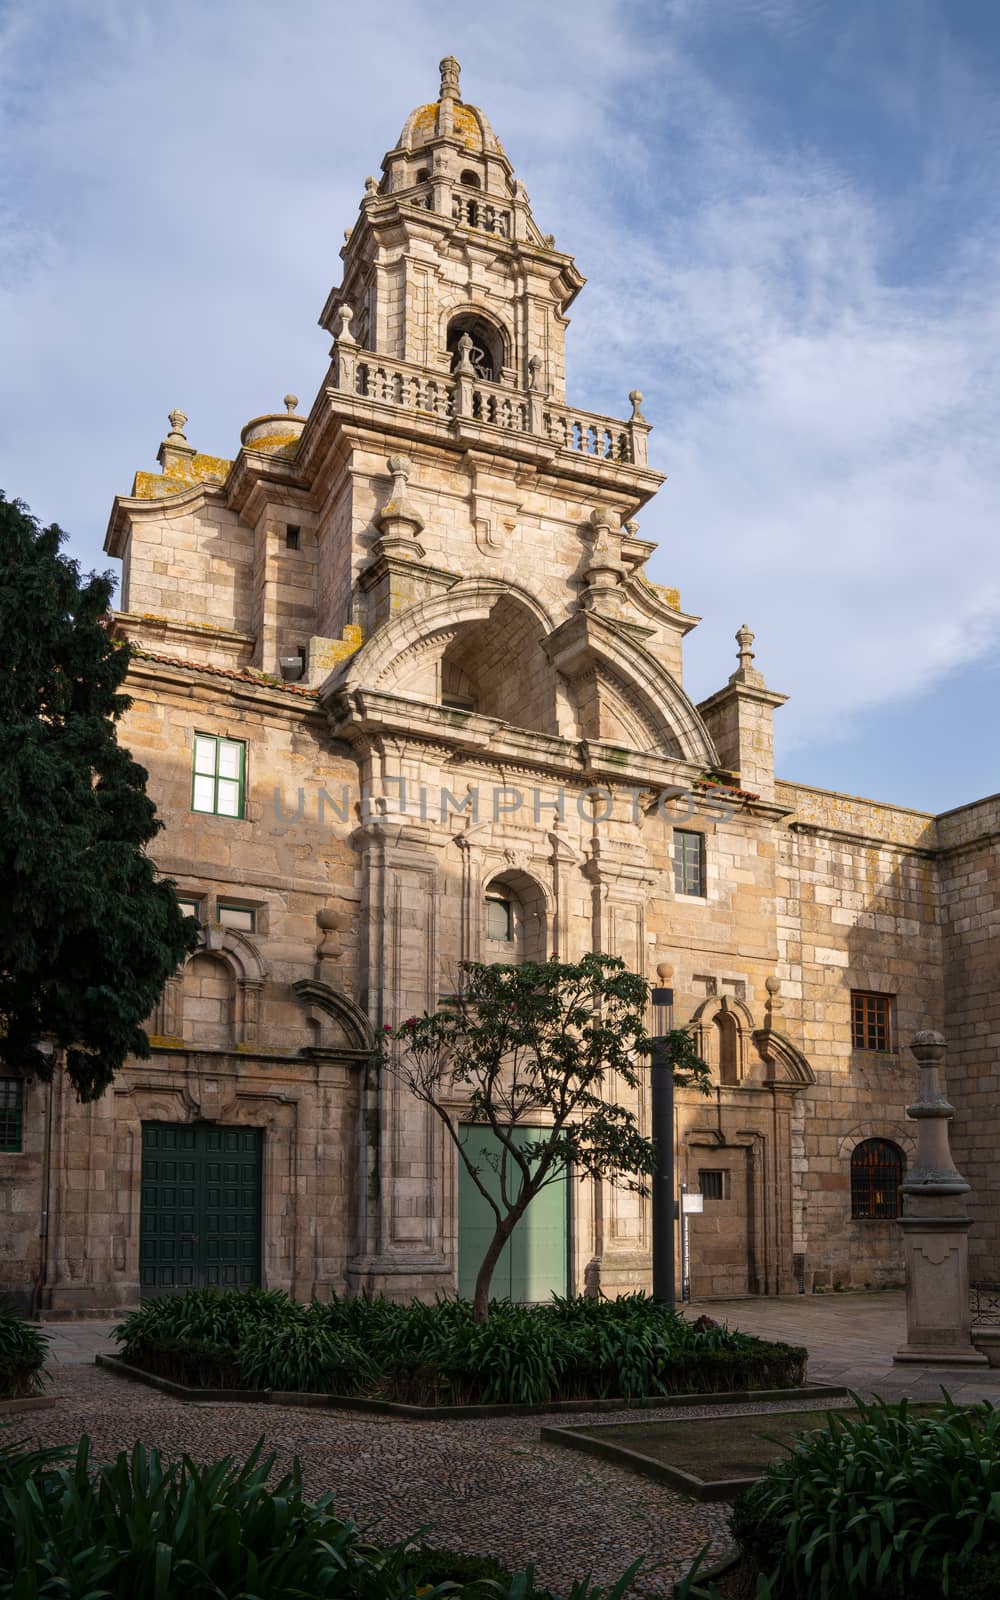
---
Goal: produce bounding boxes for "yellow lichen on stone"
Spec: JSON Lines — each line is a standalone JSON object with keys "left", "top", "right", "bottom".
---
{"left": 648, "top": 579, "right": 681, "bottom": 609}
{"left": 243, "top": 431, "right": 300, "bottom": 457}
{"left": 131, "top": 452, "right": 232, "bottom": 499}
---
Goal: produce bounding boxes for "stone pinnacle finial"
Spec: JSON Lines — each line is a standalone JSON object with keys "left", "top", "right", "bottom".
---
{"left": 736, "top": 624, "right": 755, "bottom": 672}
{"left": 439, "top": 55, "right": 461, "bottom": 100}
{"left": 629, "top": 390, "right": 646, "bottom": 422}
{"left": 166, "top": 409, "right": 188, "bottom": 442}
{"left": 283, "top": 393, "right": 299, "bottom": 415}
{"left": 728, "top": 622, "right": 767, "bottom": 690}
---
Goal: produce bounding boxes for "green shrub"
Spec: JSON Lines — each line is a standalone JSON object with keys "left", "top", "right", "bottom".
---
{"left": 729, "top": 1394, "right": 1000, "bottom": 1599}
{"left": 114, "top": 1288, "right": 804, "bottom": 1406}
{"left": 0, "top": 1301, "right": 48, "bottom": 1399}
{"left": 0, "top": 1433, "right": 638, "bottom": 1600}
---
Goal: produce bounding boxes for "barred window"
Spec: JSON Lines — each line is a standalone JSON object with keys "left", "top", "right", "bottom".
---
{"left": 851, "top": 1138, "right": 904, "bottom": 1219}
{"left": 0, "top": 1079, "right": 24, "bottom": 1153}
{"left": 673, "top": 830, "right": 705, "bottom": 897}
{"left": 851, "top": 990, "right": 893, "bottom": 1051}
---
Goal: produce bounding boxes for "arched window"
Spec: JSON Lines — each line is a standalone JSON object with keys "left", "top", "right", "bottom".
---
{"left": 851, "top": 1138, "right": 904, "bottom": 1219}
{"left": 460, "top": 169, "right": 482, "bottom": 189}
{"left": 446, "top": 313, "right": 504, "bottom": 382}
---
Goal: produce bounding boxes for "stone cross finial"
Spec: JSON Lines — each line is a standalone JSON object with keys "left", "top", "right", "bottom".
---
{"left": 439, "top": 55, "right": 461, "bottom": 99}
{"left": 166, "top": 409, "right": 188, "bottom": 442}
{"left": 629, "top": 390, "right": 646, "bottom": 422}
{"left": 283, "top": 394, "right": 299, "bottom": 415}
{"left": 333, "top": 303, "right": 356, "bottom": 345}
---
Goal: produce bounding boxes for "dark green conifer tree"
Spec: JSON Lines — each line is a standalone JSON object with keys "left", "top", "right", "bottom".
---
{"left": 0, "top": 492, "right": 198, "bottom": 1099}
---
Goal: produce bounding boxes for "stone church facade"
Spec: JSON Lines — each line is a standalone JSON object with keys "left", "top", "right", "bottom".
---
{"left": 3, "top": 60, "right": 998, "bottom": 1313}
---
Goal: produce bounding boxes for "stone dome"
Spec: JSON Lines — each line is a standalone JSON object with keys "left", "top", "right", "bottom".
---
{"left": 396, "top": 58, "right": 504, "bottom": 156}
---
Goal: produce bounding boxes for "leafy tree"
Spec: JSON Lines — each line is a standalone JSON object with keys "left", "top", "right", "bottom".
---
{"left": 0, "top": 493, "right": 198, "bottom": 1100}
{"left": 382, "top": 953, "right": 710, "bottom": 1321}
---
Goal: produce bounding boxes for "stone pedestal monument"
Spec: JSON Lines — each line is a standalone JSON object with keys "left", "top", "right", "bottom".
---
{"left": 894, "top": 1030, "right": 987, "bottom": 1366}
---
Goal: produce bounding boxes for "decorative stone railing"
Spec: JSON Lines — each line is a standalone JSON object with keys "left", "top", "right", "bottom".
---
{"left": 333, "top": 334, "right": 649, "bottom": 466}
{"left": 451, "top": 189, "right": 512, "bottom": 238}
{"left": 542, "top": 407, "right": 631, "bottom": 462}
{"left": 355, "top": 357, "right": 455, "bottom": 420}
{"left": 468, "top": 377, "right": 528, "bottom": 431}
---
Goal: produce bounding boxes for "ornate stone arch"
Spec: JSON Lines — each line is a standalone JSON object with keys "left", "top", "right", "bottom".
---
{"left": 543, "top": 611, "right": 718, "bottom": 764}
{"left": 335, "top": 578, "right": 555, "bottom": 695}
{"left": 752, "top": 1028, "right": 818, "bottom": 1092}
{"left": 292, "top": 979, "right": 377, "bottom": 1057}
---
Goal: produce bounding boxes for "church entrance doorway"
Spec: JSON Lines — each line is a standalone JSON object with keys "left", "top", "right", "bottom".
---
{"left": 139, "top": 1122, "right": 262, "bottom": 1296}
{"left": 457, "top": 1126, "right": 568, "bottom": 1303}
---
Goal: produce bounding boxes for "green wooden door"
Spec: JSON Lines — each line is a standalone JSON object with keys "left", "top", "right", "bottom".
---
{"left": 458, "top": 1126, "right": 568, "bottom": 1303}
{"left": 140, "top": 1123, "right": 262, "bottom": 1296}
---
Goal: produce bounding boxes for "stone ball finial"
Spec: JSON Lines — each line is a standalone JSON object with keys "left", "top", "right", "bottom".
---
{"left": 656, "top": 962, "right": 674, "bottom": 983}
{"left": 283, "top": 393, "right": 299, "bottom": 415}
{"left": 439, "top": 55, "right": 461, "bottom": 99}
{"left": 910, "top": 1029, "right": 947, "bottom": 1066}
{"left": 629, "top": 390, "right": 647, "bottom": 422}
{"left": 333, "top": 303, "right": 355, "bottom": 344}
{"left": 166, "top": 409, "right": 188, "bottom": 441}
{"left": 386, "top": 454, "right": 412, "bottom": 482}
{"left": 736, "top": 623, "right": 756, "bottom": 667}
{"left": 765, "top": 976, "right": 782, "bottom": 996}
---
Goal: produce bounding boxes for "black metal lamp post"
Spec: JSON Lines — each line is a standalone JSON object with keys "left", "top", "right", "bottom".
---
{"left": 650, "top": 985, "right": 676, "bottom": 1310}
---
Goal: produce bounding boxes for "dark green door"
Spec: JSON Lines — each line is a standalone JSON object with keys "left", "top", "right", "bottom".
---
{"left": 458, "top": 1125, "right": 568, "bottom": 1303}
{"left": 140, "top": 1123, "right": 262, "bottom": 1295}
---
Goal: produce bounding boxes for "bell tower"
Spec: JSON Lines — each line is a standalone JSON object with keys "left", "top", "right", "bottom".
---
{"left": 318, "top": 57, "right": 584, "bottom": 401}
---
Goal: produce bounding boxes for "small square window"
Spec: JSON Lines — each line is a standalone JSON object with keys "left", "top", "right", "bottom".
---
{"left": 673, "top": 830, "right": 705, "bottom": 897}
{"left": 0, "top": 1079, "right": 24, "bottom": 1153}
{"left": 851, "top": 991, "right": 893, "bottom": 1052}
{"left": 218, "top": 903, "right": 256, "bottom": 933}
{"left": 176, "top": 897, "right": 202, "bottom": 920}
{"left": 698, "top": 1168, "right": 729, "bottom": 1200}
{"left": 486, "top": 896, "right": 513, "bottom": 942}
{"left": 192, "top": 735, "right": 246, "bottom": 818}
{"left": 285, "top": 525, "right": 301, "bottom": 550}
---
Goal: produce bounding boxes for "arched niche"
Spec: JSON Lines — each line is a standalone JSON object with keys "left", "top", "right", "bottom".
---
{"left": 482, "top": 868, "right": 548, "bottom": 964}
{"left": 171, "top": 925, "right": 268, "bottom": 1052}
{"left": 689, "top": 995, "right": 756, "bottom": 1085}
{"left": 445, "top": 308, "right": 509, "bottom": 382}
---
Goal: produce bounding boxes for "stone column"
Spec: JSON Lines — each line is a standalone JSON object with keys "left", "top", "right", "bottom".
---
{"left": 894, "top": 1029, "right": 987, "bottom": 1366}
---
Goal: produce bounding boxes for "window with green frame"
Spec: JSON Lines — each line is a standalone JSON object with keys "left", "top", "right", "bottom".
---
{"left": 0, "top": 1079, "right": 24, "bottom": 1152}
{"left": 192, "top": 735, "right": 246, "bottom": 818}
{"left": 673, "top": 828, "right": 705, "bottom": 897}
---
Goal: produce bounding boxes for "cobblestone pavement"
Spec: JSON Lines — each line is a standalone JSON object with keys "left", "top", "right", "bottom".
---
{"left": 697, "top": 1291, "right": 1000, "bottom": 1403}
{"left": 25, "top": 1294, "right": 1000, "bottom": 1597}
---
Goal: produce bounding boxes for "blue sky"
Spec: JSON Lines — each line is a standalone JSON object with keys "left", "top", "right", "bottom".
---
{"left": 2, "top": 0, "right": 998, "bottom": 813}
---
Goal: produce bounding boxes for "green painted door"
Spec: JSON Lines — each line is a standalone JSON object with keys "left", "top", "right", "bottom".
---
{"left": 140, "top": 1123, "right": 262, "bottom": 1296}
{"left": 458, "top": 1126, "right": 568, "bottom": 1303}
